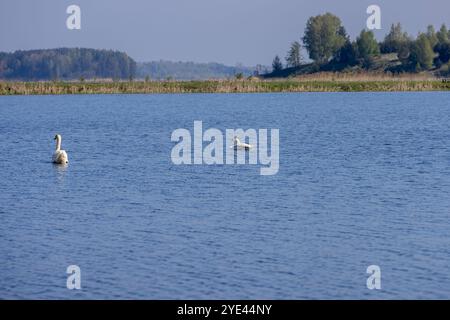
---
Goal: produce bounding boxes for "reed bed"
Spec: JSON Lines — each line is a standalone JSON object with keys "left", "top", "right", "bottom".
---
{"left": 290, "top": 71, "right": 435, "bottom": 82}
{"left": 1, "top": 79, "right": 449, "bottom": 95}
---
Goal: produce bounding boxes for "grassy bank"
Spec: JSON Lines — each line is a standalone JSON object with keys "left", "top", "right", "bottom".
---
{"left": 1, "top": 78, "right": 450, "bottom": 95}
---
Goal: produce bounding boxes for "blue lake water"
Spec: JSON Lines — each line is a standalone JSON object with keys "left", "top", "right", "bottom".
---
{"left": 1, "top": 92, "right": 450, "bottom": 299}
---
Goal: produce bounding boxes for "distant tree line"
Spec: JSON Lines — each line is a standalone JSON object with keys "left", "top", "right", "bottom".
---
{"left": 136, "top": 60, "right": 262, "bottom": 80}
{"left": 271, "top": 13, "right": 450, "bottom": 76}
{"left": 0, "top": 48, "right": 136, "bottom": 80}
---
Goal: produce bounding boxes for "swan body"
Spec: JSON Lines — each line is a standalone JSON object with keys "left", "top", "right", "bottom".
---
{"left": 231, "top": 136, "right": 252, "bottom": 150}
{"left": 52, "top": 134, "right": 69, "bottom": 164}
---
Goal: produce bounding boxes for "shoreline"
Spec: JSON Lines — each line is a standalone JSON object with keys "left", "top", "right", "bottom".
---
{"left": 1, "top": 79, "right": 450, "bottom": 95}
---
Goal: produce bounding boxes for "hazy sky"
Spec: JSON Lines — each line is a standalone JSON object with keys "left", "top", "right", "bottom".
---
{"left": 1, "top": 0, "right": 449, "bottom": 65}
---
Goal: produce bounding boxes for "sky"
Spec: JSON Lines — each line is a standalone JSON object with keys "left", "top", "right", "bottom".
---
{"left": 1, "top": 0, "right": 449, "bottom": 66}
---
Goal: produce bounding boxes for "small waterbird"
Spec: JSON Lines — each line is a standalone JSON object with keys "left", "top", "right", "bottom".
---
{"left": 231, "top": 136, "right": 252, "bottom": 150}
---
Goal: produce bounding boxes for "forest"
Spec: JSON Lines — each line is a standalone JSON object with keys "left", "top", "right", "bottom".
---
{"left": 0, "top": 48, "right": 136, "bottom": 80}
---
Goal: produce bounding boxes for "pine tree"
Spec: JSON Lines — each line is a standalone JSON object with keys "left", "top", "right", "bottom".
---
{"left": 426, "top": 25, "right": 438, "bottom": 49}
{"left": 381, "top": 23, "right": 410, "bottom": 53}
{"left": 285, "top": 41, "right": 302, "bottom": 67}
{"left": 437, "top": 24, "right": 449, "bottom": 45}
{"left": 272, "top": 55, "right": 283, "bottom": 72}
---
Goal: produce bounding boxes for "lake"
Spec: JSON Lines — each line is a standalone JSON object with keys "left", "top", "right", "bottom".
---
{"left": 1, "top": 92, "right": 450, "bottom": 299}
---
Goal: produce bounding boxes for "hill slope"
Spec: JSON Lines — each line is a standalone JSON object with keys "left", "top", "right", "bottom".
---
{"left": 263, "top": 54, "right": 412, "bottom": 78}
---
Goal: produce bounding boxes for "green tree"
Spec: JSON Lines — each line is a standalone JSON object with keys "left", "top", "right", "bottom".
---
{"left": 272, "top": 55, "right": 283, "bottom": 72}
{"left": 434, "top": 41, "right": 450, "bottom": 66}
{"left": 285, "top": 41, "right": 302, "bottom": 67}
{"left": 356, "top": 30, "right": 380, "bottom": 67}
{"left": 302, "top": 13, "right": 347, "bottom": 64}
{"left": 335, "top": 40, "right": 358, "bottom": 66}
{"left": 425, "top": 25, "right": 438, "bottom": 49}
{"left": 437, "top": 24, "right": 449, "bottom": 45}
{"left": 409, "top": 33, "right": 435, "bottom": 71}
{"left": 380, "top": 23, "right": 410, "bottom": 53}
{"left": 434, "top": 27, "right": 450, "bottom": 66}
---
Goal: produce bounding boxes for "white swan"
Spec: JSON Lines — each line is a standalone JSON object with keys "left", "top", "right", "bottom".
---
{"left": 231, "top": 136, "right": 252, "bottom": 150}
{"left": 52, "top": 134, "right": 69, "bottom": 164}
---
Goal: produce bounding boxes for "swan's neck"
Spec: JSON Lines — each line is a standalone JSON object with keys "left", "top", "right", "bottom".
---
{"left": 55, "top": 137, "right": 61, "bottom": 151}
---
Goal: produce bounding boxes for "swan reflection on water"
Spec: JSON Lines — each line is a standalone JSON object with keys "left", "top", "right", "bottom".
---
{"left": 53, "top": 162, "right": 68, "bottom": 184}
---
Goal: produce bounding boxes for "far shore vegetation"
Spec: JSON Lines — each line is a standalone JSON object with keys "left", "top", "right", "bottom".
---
{"left": 1, "top": 75, "right": 449, "bottom": 95}
{"left": 1, "top": 12, "right": 450, "bottom": 94}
